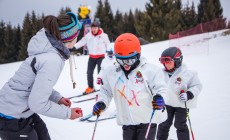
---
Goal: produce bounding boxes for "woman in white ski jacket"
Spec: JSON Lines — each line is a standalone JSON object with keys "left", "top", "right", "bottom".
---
{"left": 92, "top": 33, "right": 168, "bottom": 140}
{"left": 0, "top": 12, "right": 83, "bottom": 140}
{"left": 157, "top": 47, "right": 202, "bottom": 140}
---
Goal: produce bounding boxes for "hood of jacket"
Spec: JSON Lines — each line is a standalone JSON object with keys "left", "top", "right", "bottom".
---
{"left": 27, "top": 28, "right": 70, "bottom": 59}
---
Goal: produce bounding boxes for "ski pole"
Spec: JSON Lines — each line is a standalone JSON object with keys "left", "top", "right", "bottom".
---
{"left": 145, "top": 109, "right": 155, "bottom": 140}
{"left": 92, "top": 115, "right": 100, "bottom": 140}
{"left": 185, "top": 102, "right": 195, "bottom": 140}
{"left": 73, "top": 97, "right": 96, "bottom": 103}
{"left": 73, "top": 54, "right": 77, "bottom": 70}
{"left": 69, "top": 55, "right": 76, "bottom": 88}
{"left": 181, "top": 90, "right": 195, "bottom": 140}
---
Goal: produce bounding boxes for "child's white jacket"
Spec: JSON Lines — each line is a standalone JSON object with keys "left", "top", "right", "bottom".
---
{"left": 98, "top": 56, "right": 116, "bottom": 79}
{"left": 97, "top": 57, "right": 168, "bottom": 126}
{"left": 162, "top": 64, "right": 202, "bottom": 108}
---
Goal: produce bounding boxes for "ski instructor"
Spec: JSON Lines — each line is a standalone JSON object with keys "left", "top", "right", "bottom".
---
{"left": 73, "top": 18, "right": 110, "bottom": 94}
{"left": 92, "top": 33, "right": 168, "bottom": 140}
{"left": 0, "top": 12, "right": 83, "bottom": 140}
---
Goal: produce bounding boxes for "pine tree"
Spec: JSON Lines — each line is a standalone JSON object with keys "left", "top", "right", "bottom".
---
{"left": 0, "top": 21, "right": 6, "bottom": 63}
{"left": 122, "top": 13, "right": 128, "bottom": 33}
{"left": 58, "top": 7, "right": 72, "bottom": 16}
{"left": 137, "top": 0, "right": 182, "bottom": 42}
{"left": 3, "top": 23, "right": 17, "bottom": 63}
{"left": 104, "top": 0, "right": 114, "bottom": 41}
{"left": 113, "top": 10, "right": 124, "bottom": 39}
{"left": 210, "top": 0, "right": 223, "bottom": 19}
{"left": 13, "top": 25, "right": 21, "bottom": 61}
{"left": 135, "top": 10, "right": 152, "bottom": 41}
{"left": 123, "top": 10, "right": 136, "bottom": 35}
{"left": 18, "top": 12, "right": 33, "bottom": 60}
{"left": 181, "top": 1, "right": 197, "bottom": 30}
{"left": 198, "top": 0, "right": 223, "bottom": 23}
{"left": 37, "top": 13, "right": 45, "bottom": 30}
{"left": 94, "top": 0, "right": 104, "bottom": 19}
{"left": 31, "top": 10, "right": 41, "bottom": 35}
{"left": 134, "top": 9, "right": 144, "bottom": 37}
{"left": 95, "top": 0, "right": 114, "bottom": 41}
{"left": 164, "top": 0, "right": 182, "bottom": 36}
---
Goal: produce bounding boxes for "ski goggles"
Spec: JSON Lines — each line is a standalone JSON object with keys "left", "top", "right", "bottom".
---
{"left": 116, "top": 56, "right": 138, "bottom": 66}
{"left": 107, "top": 51, "right": 113, "bottom": 56}
{"left": 159, "top": 57, "right": 174, "bottom": 64}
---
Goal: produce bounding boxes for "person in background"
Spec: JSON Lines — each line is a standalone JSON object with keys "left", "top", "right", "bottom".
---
{"left": 92, "top": 33, "right": 168, "bottom": 140}
{"left": 0, "top": 12, "right": 83, "bottom": 140}
{"left": 73, "top": 18, "right": 110, "bottom": 94}
{"left": 157, "top": 47, "right": 202, "bottom": 140}
{"left": 96, "top": 43, "right": 116, "bottom": 85}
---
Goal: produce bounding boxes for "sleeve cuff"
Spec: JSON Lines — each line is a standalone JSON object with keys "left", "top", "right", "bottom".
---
{"left": 186, "top": 91, "right": 194, "bottom": 100}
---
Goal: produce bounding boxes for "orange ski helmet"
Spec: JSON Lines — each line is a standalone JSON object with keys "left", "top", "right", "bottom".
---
{"left": 114, "top": 33, "right": 141, "bottom": 58}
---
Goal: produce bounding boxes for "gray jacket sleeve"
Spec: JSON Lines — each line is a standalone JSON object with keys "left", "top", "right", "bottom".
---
{"left": 49, "top": 89, "right": 63, "bottom": 103}
{"left": 28, "top": 55, "right": 71, "bottom": 119}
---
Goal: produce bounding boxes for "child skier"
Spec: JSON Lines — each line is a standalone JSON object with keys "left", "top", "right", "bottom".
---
{"left": 97, "top": 43, "right": 116, "bottom": 85}
{"left": 92, "top": 33, "right": 168, "bottom": 140}
{"left": 157, "top": 47, "right": 202, "bottom": 140}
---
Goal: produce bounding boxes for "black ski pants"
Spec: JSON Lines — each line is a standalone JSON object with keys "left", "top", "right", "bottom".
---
{"left": 157, "top": 105, "right": 190, "bottom": 140}
{"left": 0, "top": 113, "right": 51, "bottom": 140}
{"left": 87, "top": 57, "right": 104, "bottom": 88}
{"left": 122, "top": 123, "right": 157, "bottom": 140}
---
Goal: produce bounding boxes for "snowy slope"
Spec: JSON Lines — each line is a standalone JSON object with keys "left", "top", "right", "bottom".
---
{"left": 0, "top": 29, "right": 230, "bottom": 140}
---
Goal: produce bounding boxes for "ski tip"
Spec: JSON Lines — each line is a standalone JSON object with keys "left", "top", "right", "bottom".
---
{"left": 79, "top": 113, "right": 94, "bottom": 121}
{"left": 87, "top": 115, "right": 116, "bottom": 122}
{"left": 68, "top": 89, "right": 100, "bottom": 99}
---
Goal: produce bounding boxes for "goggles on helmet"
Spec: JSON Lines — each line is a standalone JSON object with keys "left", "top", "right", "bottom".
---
{"left": 116, "top": 56, "right": 138, "bottom": 66}
{"left": 108, "top": 52, "right": 114, "bottom": 58}
{"left": 159, "top": 57, "right": 174, "bottom": 64}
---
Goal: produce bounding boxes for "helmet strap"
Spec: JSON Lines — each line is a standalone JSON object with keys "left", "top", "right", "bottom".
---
{"left": 163, "top": 64, "right": 176, "bottom": 73}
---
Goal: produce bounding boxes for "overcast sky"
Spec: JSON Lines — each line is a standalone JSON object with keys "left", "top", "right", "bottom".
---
{"left": 0, "top": 0, "right": 229, "bottom": 27}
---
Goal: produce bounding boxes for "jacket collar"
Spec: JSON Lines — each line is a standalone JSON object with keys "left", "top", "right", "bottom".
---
{"left": 46, "top": 32, "right": 70, "bottom": 60}
{"left": 91, "top": 28, "right": 103, "bottom": 36}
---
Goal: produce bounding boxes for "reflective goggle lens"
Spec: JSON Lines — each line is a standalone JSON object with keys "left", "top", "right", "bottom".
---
{"left": 116, "top": 57, "right": 137, "bottom": 66}
{"left": 107, "top": 51, "right": 113, "bottom": 55}
{"left": 159, "top": 57, "right": 173, "bottom": 64}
